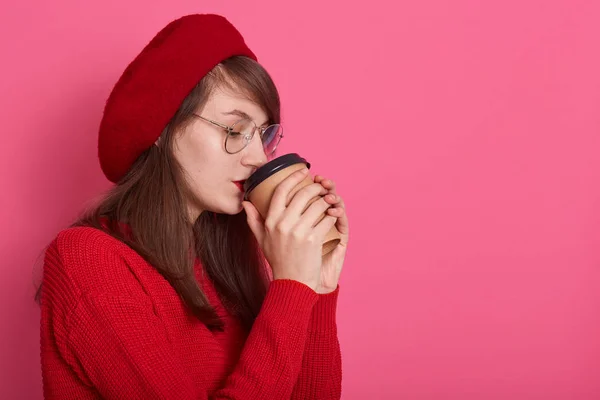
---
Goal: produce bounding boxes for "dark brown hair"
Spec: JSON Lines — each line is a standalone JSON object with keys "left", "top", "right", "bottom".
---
{"left": 36, "top": 56, "right": 280, "bottom": 332}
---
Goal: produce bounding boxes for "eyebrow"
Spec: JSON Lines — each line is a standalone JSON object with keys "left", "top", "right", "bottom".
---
{"left": 222, "top": 109, "right": 269, "bottom": 127}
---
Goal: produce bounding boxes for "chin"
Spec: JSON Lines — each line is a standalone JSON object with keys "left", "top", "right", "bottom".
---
{"left": 209, "top": 199, "right": 244, "bottom": 216}
{"left": 225, "top": 204, "right": 245, "bottom": 215}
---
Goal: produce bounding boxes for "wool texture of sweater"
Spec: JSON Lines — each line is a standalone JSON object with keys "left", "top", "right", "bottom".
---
{"left": 40, "top": 226, "right": 342, "bottom": 399}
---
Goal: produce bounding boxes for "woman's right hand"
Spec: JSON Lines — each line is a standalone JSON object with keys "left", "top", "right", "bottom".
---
{"left": 242, "top": 168, "right": 338, "bottom": 291}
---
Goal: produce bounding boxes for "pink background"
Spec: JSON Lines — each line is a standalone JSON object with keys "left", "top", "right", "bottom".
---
{"left": 1, "top": 0, "right": 599, "bottom": 398}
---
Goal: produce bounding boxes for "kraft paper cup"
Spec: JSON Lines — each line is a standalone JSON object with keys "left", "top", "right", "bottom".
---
{"left": 243, "top": 153, "right": 341, "bottom": 256}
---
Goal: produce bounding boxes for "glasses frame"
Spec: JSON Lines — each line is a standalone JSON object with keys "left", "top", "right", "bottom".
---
{"left": 192, "top": 113, "right": 283, "bottom": 156}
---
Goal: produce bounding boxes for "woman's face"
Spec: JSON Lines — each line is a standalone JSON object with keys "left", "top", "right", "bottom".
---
{"left": 172, "top": 85, "right": 270, "bottom": 221}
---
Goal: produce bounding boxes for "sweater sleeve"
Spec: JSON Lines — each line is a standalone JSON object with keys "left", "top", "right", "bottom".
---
{"left": 42, "top": 229, "right": 320, "bottom": 400}
{"left": 291, "top": 286, "right": 342, "bottom": 399}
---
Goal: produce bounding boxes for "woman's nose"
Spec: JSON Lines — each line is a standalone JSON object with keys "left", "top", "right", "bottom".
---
{"left": 241, "top": 131, "right": 268, "bottom": 168}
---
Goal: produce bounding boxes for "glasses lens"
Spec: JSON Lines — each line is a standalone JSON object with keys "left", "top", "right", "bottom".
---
{"left": 226, "top": 119, "right": 256, "bottom": 153}
{"left": 261, "top": 124, "right": 283, "bottom": 156}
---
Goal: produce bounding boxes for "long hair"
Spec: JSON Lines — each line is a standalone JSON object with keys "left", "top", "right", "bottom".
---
{"left": 36, "top": 56, "right": 280, "bottom": 332}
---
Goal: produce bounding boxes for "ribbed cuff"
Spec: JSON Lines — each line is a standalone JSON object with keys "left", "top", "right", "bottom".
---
{"left": 261, "top": 279, "right": 319, "bottom": 326}
{"left": 310, "top": 285, "right": 339, "bottom": 331}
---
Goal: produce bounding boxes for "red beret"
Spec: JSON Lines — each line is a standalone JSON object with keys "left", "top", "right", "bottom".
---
{"left": 98, "top": 14, "right": 257, "bottom": 183}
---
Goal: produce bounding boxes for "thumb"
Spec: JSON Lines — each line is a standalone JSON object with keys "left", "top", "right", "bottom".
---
{"left": 242, "top": 201, "right": 265, "bottom": 243}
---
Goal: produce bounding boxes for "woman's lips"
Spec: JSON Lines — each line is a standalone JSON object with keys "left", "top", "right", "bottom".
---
{"left": 233, "top": 180, "right": 246, "bottom": 192}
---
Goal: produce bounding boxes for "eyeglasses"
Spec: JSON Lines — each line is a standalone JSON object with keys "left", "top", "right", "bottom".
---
{"left": 192, "top": 113, "right": 283, "bottom": 157}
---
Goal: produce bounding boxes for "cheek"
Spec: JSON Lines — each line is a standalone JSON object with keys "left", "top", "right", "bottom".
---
{"left": 176, "top": 130, "right": 212, "bottom": 164}
{"left": 175, "top": 131, "right": 228, "bottom": 185}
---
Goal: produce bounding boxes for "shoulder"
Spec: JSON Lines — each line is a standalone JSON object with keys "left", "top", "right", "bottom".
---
{"left": 51, "top": 225, "right": 135, "bottom": 269}
{"left": 44, "top": 226, "right": 155, "bottom": 296}
{"left": 53, "top": 225, "right": 130, "bottom": 258}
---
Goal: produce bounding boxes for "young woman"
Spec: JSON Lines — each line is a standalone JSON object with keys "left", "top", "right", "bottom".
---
{"left": 39, "top": 13, "right": 349, "bottom": 399}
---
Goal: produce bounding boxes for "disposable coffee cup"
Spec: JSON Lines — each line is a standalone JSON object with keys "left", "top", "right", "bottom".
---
{"left": 243, "top": 153, "right": 342, "bottom": 256}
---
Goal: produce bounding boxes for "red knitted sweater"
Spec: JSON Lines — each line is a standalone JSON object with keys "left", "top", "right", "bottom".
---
{"left": 40, "top": 226, "right": 342, "bottom": 399}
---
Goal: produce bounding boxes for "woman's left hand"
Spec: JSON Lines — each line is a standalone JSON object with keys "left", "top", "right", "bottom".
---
{"left": 314, "top": 175, "right": 350, "bottom": 294}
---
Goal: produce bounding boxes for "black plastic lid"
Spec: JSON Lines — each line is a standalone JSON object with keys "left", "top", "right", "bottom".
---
{"left": 243, "top": 153, "right": 310, "bottom": 200}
